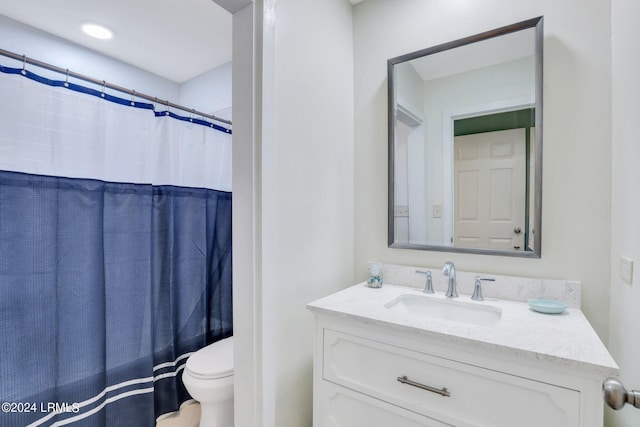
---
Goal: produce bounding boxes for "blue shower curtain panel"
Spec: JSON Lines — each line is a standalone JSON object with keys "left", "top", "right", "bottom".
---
{"left": 0, "top": 170, "right": 232, "bottom": 427}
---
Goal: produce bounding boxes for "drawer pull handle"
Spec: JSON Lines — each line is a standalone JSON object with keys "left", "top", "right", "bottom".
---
{"left": 397, "top": 376, "right": 451, "bottom": 397}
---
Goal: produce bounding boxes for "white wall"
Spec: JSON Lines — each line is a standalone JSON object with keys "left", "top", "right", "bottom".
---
{"left": 231, "top": 3, "right": 261, "bottom": 426}
{"left": 396, "top": 61, "right": 424, "bottom": 115}
{"left": 180, "top": 61, "right": 232, "bottom": 118}
{"left": 0, "top": 14, "right": 231, "bottom": 119}
{"left": 353, "top": 0, "right": 612, "bottom": 341}
{"left": 258, "top": 0, "right": 355, "bottom": 426}
{"left": 607, "top": 0, "right": 640, "bottom": 424}
{"left": 208, "top": 4, "right": 254, "bottom": 427}
{"left": 0, "top": 15, "right": 180, "bottom": 102}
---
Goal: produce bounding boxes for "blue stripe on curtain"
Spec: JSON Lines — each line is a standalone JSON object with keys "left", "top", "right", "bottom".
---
{"left": 0, "top": 64, "right": 232, "bottom": 134}
{"left": 0, "top": 170, "right": 232, "bottom": 427}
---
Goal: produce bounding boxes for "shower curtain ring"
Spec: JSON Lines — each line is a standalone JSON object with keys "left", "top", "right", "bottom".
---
{"left": 130, "top": 90, "right": 136, "bottom": 106}
{"left": 190, "top": 108, "right": 195, "bottom": 122}
{"left": 21, "top": 55, "right": 27, "bottom": 75}
{"left": 165, "top": 100, "right": 170, "bottom": 116}
{"left": 101, "top": 81, "right": 106, "bottom": 98}
{"left": 64, "top": 69, "right": 69, "bottom": 87}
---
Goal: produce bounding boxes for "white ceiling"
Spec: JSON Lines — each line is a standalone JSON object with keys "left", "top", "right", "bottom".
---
{"left": 409, "top": 28, "right": 535, "bottom": 82}
{"left": 0, "top": 0, "right": 232, "bottom": 83}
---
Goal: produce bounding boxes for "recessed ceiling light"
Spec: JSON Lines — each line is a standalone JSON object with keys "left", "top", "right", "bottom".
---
{"left": 81, "top": 23, "right": 114, "bottom": 40}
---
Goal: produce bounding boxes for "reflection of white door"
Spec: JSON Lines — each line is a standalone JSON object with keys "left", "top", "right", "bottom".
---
{"left": 453, "top": 128, "right": 526, "bottom": 250}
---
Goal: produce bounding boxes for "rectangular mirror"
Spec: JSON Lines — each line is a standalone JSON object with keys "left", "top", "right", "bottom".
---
{"left": 388, "top": 17, "right": 543, "bottom": 258}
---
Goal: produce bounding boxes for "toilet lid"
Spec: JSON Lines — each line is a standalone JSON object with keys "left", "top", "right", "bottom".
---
{"left": 186, "top": 336, "right": 233, "bottom": 379}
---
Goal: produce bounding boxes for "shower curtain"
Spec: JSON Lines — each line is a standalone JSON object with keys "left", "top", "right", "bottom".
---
{"left": 0, "top": 65, "right": 232, "bottom": 427}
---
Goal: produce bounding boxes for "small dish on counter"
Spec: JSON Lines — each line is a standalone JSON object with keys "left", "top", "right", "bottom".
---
{"left": 528, "top": 299, "right": 568, "bottom": 314}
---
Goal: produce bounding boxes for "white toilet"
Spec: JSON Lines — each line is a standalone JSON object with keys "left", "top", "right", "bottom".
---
{"left": 182, "top": 336, "right": 234, "bottom": 427}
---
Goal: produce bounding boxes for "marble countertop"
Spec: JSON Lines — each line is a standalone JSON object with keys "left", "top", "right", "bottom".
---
{"left": 307, "top": 282, "right": 619, "bottom": 377}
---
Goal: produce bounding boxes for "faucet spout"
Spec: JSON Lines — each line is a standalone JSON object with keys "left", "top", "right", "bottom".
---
{"left": 442, "top": 261, "right": 459, "bottom": 298}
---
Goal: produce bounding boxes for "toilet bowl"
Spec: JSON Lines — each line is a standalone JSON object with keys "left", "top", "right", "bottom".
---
{"left": 182, "top": 336, "right": 234, "bottom": 427}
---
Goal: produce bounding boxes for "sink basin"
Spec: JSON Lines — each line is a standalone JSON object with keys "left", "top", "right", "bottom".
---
{"left": 384, "top": 294, "right": 502, "bottom": 327}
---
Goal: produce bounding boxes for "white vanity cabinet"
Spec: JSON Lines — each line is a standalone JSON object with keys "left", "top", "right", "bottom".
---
{"left": 318, "top": 326, "right": 579, "bottom": 427}
{"left": 308, "top": 284, "right": 619, "bottom": 427}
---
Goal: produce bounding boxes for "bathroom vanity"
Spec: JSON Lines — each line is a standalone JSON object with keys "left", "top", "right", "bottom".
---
{"left": 307, "top": 282, "right": 618, "bottom": 427}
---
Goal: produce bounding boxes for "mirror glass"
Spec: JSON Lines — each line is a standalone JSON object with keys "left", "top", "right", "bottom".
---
{"left": 388, "top": 17, "right": 543, "bottom": 257}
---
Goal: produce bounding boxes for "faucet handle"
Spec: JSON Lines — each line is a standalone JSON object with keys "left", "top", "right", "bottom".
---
{"left": 471, "top": 276, "right": 495, "bottom": 301}
{"left": 415, "top": 270, "right": 434, "bottom": 294}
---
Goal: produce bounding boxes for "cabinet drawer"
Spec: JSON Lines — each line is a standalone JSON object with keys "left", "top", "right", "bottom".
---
{"left": 320, "top": 381, "right": 450, "bottom": 427}
{"left": 323, "top": 329, "right": 580, "bottom": 427}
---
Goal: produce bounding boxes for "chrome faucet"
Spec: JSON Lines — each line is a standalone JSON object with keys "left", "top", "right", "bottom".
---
{"left": 442, "top": 261, "right": 458, "bottom": 298}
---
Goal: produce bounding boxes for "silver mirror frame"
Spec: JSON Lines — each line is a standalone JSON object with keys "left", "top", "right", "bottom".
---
{"left": 388, "top": 16, "right": 543, "bottom": 258}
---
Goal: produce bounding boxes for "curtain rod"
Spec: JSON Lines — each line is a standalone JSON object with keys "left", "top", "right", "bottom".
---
{"left": 0, "top": 47, "right": 232, "bottom": 127}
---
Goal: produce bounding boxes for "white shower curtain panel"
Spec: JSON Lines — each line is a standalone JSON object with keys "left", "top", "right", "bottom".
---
{"left": 0, "top": 70, "right": 231, "bottom": 191}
